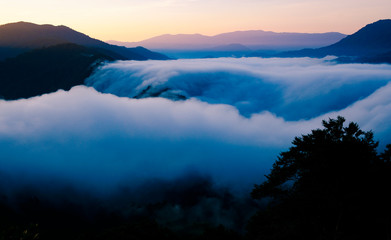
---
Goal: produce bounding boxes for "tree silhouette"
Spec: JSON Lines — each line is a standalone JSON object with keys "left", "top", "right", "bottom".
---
{"left": 248, "top": 116, "right": 391, "bottom": 240}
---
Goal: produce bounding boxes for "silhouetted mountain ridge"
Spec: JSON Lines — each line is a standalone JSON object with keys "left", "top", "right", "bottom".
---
{"left": 0, "top": 43, "right": 113, "bottom": 100}
{"left": 0, "top": 22, "right": 169, "bottom": 60}
{"left": 108, "top": 31, "right": 346, "bottom": 51}
{"left": 278, "top": 19, "right": 391, "bottom": 61}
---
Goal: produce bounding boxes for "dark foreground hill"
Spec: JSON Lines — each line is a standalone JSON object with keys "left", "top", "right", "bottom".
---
{"left": 0, "top": 117, "right": 390, "bottom": 240}
{"left": 0, "top": 22, "right": 169, "bottom": 61}
{"left": 0, "top": 43, "right": 114, "bottom": 100}
{"left": 278, "top": 19, "right": 391, "bottom": 63}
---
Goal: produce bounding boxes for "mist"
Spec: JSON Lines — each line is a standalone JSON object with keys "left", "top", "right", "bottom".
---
{"left": 1, "top": 57, "right": 391, "bottom": 234}
{"left": 2, "top": 57, "right": 391, "bottom": 195}
{"left": 0, "top": 86, "right": 303, "bottom": 195}
{"left": 86, "top": 57, "right": 391, "bottom": 120}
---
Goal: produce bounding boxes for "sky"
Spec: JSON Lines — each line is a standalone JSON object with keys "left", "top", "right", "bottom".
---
{"left": 0, "top": 0, "right": 390, "bottom": 41}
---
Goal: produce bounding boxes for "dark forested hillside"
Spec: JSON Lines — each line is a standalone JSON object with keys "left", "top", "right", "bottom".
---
{"left": 0, "top": 22, "right": 169, "bottom": 100}
{"left": 0, "top": 43, "right": 113, "bottom": 100}
{"left": 278, "top": 19, "right": 391, "bottom": 63}
{"left": 0, "top": 22, "right": 169, "bottom": 61}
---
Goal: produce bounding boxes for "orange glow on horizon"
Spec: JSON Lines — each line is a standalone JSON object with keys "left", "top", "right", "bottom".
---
{"left": 0, "top": 0, "right": 390, "bottom": 42}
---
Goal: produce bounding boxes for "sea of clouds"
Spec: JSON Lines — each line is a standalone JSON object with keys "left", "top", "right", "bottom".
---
{"left": 1, "top": 57, "right": 391, "bottom": 200}
{"left": 86, "top": 57, "right": 391, "bottom": 120}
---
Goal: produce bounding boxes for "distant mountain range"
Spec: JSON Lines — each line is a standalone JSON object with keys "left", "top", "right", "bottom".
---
{"left": 1, "top": 19, "right": 390, "bottom": 100}
{"left": 277, "top": 19, "right": 391, "bottom": 63}
{"left": 0, "top": 22, "right": 169, "bottom": 61}
{"left": 109, "top": 20, "right": 391, "bottom": 62}
{"left": 108, "top": 31, "right": 346, "bottom": 51}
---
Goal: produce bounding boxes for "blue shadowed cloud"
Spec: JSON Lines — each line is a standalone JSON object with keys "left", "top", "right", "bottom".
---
{"left": 86, "top": 57, "right": 391, "bottom": 120}
{"left": 1, "top": 57, "right": 391, "bottom": 200}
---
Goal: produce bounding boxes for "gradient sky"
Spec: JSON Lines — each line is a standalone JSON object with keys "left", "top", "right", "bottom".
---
{"left": 1, "top": 0, "right": 390, "bottom": 42}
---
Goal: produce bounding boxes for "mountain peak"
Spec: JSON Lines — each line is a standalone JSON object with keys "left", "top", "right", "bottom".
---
{"left": 277, "top": 19, "right": 391, "bottom": 59}
{"left": 3, "top": 21, "right": 37, "bottom": 26}
{"left": 365, "top": 19, "right": 391, "bottom": 26}
{"left": 327, "top": 19, "right": 391, "bottom": 52}
{"left": 114, "top": 30, "right": 346, "bottom": 50}
{"left": 1, "top": 21, "right": 65, "bottom": 30}
{"left": 0, "top": 21, "right": 169, "bottom": 61}
{"left": 352, "top": 19, "right": 391, "bottom": 35}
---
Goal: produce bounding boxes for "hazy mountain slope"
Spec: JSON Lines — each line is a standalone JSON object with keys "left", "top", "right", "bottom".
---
{"left": 129, "top": 46, "right": 172, "bottom": 60}
{"left": 0, "top": 43, "right": 113, "bottom": 100}
{"left": 360, "top": 51, "right": 391, "bottom": 64}
{"left": 210, "top": 43, "right": 252, "bottom": 52}
{"left": 278, "top": 19, "right": 391, "bottom": 58}
{"left": 212, "top": 31, "right": 346, "bottom": 49}
{"left": 108, "top": 31, "right": 346, "bottom": 50}
{"left": 336, "top": 50, "right": 391, "bottom": 64}
{"left": 109, "top": 34, "right": 213, "bottom": 50}
{"left": 0, "top": 22, "right": 169, "bottom": 60}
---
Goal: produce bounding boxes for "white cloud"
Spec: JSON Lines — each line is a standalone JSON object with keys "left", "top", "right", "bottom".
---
{"left": 1, "top": 57, "right": 391, "bottom": 197}
{"left": 86, "top": 57, "right": 391, "bottom": 120}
